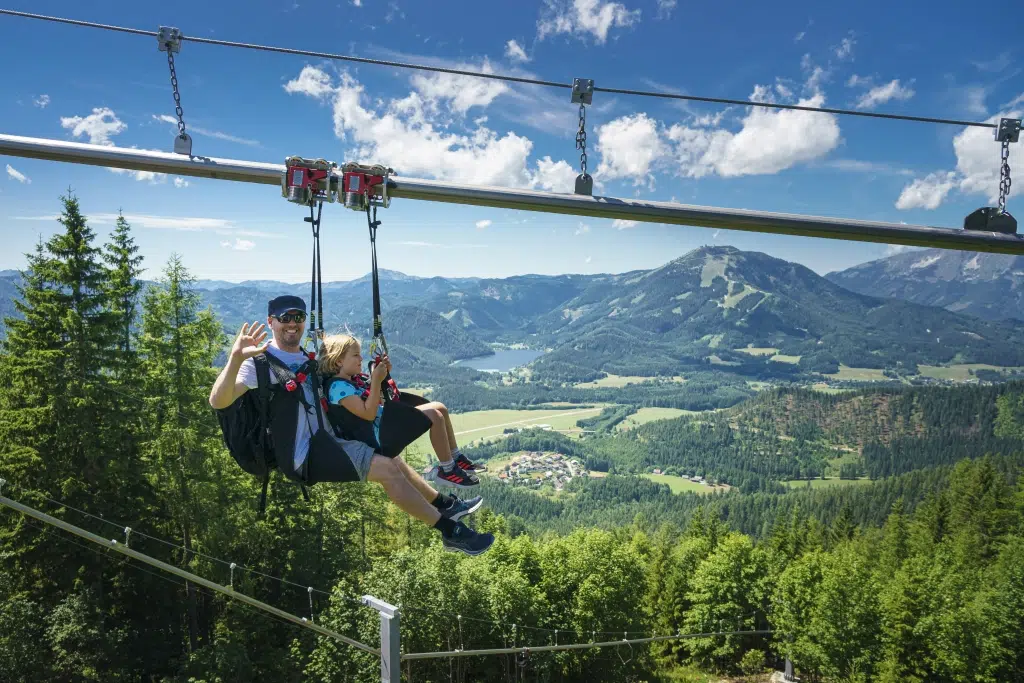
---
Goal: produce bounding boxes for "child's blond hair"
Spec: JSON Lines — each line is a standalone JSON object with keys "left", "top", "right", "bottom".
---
{"left": 318, "top": 333, "right": 361, "bottom": 376}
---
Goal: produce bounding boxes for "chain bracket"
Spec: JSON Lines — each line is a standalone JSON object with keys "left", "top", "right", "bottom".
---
{"left": 571, "top": 78, "right": 594, "bottom": 105}
{"left": 157, "top": 26, "right": 182, "bottom": 54}
{"left": 572, "top": 78, "right": 595, "bottom": 196}
{"left": 158, "top": 26, "right": 192, "bottom": 156}
{"left": 964, "top": 117, "right": 1019, "bottom": 234}
{"left": 995, "top": 117, "right": 1022, "bottom": 144}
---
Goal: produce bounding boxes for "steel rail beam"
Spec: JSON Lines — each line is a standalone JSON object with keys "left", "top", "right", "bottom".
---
{"left": 3, "top": 133, "right": 1021, "bottom": 254}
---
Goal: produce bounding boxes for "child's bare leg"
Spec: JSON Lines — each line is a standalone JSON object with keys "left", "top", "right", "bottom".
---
{"left": 420, "top": 406, "right": 454, "bottom": 464}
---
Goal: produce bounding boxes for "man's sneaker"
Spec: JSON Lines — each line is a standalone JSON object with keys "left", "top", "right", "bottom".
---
{"left": 435, "top": 463, "right": 480, "bottom": 488}
{"left": 441, "top": 495, "right": 484, "bottom": 522}
{"left": 442, "top": 522, "right": 494, "bottom": 556}
{"left": 455, "top": 453, "right": 487, "bottom": 472}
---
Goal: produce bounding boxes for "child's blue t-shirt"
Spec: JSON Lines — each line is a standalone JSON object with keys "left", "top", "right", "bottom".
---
{"left": 328, "top": 378, "right": 383, "bottom": 444}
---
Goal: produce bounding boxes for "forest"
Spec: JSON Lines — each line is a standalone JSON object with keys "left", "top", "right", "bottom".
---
{"left": 1, "top": 194, "right": 1022, "bottom": 682}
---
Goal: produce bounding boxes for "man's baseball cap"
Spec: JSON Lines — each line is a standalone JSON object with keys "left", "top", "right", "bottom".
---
{"left": 268, "top": 295, "right": 307, "bottom": 318}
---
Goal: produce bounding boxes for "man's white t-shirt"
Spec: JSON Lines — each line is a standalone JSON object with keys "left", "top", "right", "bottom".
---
{"left": 236, "top": 341, "right": 324, "bottom": 472}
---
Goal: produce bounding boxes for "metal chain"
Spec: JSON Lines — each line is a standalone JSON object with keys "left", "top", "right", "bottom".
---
{"left": 998, "top": 139, "right": 1011, "bottom": 214}
{"left": 167, "top": 51, "right": 187, "bottom": 138}
{"left": 575, "top": 104, "right": 588, "bottom": 176}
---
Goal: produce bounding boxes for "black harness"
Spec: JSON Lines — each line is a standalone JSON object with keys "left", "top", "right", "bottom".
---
{"left": 261, "top": 348, "right": 360, "bottom": 488}
{"left": 322, "top": 371, "right": 432, "bottom": 459}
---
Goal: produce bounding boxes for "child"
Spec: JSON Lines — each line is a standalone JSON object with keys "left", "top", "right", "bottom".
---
{"left": 317, "top": 333, "right": 484, "bottom": 488}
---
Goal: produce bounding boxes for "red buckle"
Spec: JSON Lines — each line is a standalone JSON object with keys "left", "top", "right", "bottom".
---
{"left": 285, "top": 379, "right": 298, "bottom": 392}
{"left": 295, "top": 372, "right": 307, "bottom": 383}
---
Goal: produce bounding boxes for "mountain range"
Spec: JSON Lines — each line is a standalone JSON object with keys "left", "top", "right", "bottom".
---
{"left": 4, "top": 246, "right": 1024, "bottom": 383}
{"left": 825, "top": 248, "right": 1024, "bottom": 323}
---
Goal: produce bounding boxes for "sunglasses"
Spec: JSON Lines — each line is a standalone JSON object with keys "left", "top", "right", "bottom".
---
{"left": 274, "top": 313, "right": 307, "bottom": 324}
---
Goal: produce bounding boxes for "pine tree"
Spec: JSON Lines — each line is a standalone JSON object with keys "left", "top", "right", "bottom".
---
{"left": 138, "top": 253, "right": 225, "bottom": 654}
{"left": 0, "top": 193, "right": 161, "bottom": 679}
{"left": 102, "top": 211, "right": 144, "bottom": 363}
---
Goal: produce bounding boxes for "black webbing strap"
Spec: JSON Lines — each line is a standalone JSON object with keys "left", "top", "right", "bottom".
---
{"left": 366, "top": 203, "right": 400, "bottom": 403}
{"left": 307, "top": 200, "right": 325, "bottom": 351}
{"left": 255, "top": 354, "right": 273, "bottom": 517}
{"left": 366, "top": 203, "right": 383, "bottom": 338}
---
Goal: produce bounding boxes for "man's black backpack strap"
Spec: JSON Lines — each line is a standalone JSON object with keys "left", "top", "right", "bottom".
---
{"left": 254, "top": 354, "right": 274, "bottom": 517}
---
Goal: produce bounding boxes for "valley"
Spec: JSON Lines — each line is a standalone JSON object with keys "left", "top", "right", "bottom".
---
{"left": 4, "top": 215, "right": 1024, "bottom": 683}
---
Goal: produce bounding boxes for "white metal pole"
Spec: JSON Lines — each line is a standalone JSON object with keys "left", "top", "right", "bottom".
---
{"left": 362, "top": 595, "right": 401, "bottom": 682}
{"left": 2, "top": 132, "right": 1022, "bottom": 254}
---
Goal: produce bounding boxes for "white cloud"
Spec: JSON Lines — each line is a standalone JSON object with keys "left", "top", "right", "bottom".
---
{"left": 575, "top": 222, "right": 591, "bottom": 235}
{"left": 537, "top": 0, "right": 641, "bottom": 44}
{"left": 6, "top": 164, "right": 30, "bottom": 183}
{"left": 884, "top": 244, "right": 924, "bottom": 256}
{"left": 284, "top": 66, "right": 336, "bottom": 98}
{"left": 853, "top": 79, "right": 915, "bottom": 110}
{"left": 284, "top": 66, "right": 577, "bottom": 192}
{"left": 794, "top": 31, "right": 805, "bottom": 42}
{"left": 352, "top": 0, "right": 362, "bottom": 5}
{"left": 895, "top": 172, "right": 957, "bottom": 210}
{"left": 505, "top": 39, "right": 530, "bottom": 62}
{"left": 532, "top": 156, "right": 582, "bottom": 193}
{"left": 667, "top": 91, "right": 840, "bottom": 178}
{"left": 59, "top": 107, "right": 167, "bottom": 183}
{"left": 833, "top": 34, "right": 855, "bottom": 60}
{"left": 656, "top": 0, "right": 676, "bottom": 18}
{"left": 221, "top": 239, "right": 256, "bottom": 251}
{"left": 957, "top": 85, "right": 990, "bottom": 117}
{"left": 825, "top": 159, "right": 914, "bottom": 176}
{"left": 174, "top": 177, "right": 190, "bottom": 188}
{"left": 612, "top": 219, "right": 638, "bottom": 229}
{"left": 151, "top": 115, "right": 261, "bottom": 146}
{"left": 109, "top": 167, "right": 166, "bottom": 184}
{"left": 475, "top": 219, "right": 492, "bottom": 229}
{"left": 409, "top": 58, "right": 508, "bottom": 115}
{"left": 595, "top": 112, "right": 666, "bottom": 187}
{"left": 895, "top": 101, "right": 1023, "bottom": 210}
{"left": 60, "top": 107, "right": 127, "bottom": 146}
{"left": 33, "top": 94, "right": 50, "bottom": 108}
{"left": 592, "top": 64, "right": 840, "bottom": 185}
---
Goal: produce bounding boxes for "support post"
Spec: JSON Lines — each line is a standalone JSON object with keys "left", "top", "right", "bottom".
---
{"left": 362, "top": 595, "right": 401, "bottom": 683}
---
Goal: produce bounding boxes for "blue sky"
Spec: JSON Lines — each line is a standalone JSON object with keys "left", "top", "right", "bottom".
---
{"left": 1, "top": 0, "right": 1021, "bottom": 283}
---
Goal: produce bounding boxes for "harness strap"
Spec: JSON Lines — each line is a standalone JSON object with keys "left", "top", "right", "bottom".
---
{"left": 366, "top": 203, "right": 383, "bottom": 340}
{"left": 262, "top": 347, "right": 330, "bottom": 483}
{"left": 254, "top": 354, "right": 274, "bottom": 517}
{"left": 307, "top": 200, "right": 325, "bottom": 352}
{"left": 365, "top": 203, "right": 402, "bottom": 403}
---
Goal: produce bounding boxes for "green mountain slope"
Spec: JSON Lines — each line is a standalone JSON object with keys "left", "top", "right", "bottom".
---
{"left": 529, "top": 246, "right": 1024, "bottom": 381}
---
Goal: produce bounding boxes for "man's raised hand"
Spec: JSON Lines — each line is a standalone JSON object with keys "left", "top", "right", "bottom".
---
{"left": 231, "top": 321, "right": 268, "bottom": 361}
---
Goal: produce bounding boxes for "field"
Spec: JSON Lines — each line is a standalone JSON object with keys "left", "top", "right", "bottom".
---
{"left": 916, "top": 363, "right": 1024, "bottom": 381}
{"left": 641, "top": 473, "right": 730, "bottom": 494}
{"left": 614, "top": 407, "right": 691, "bottom": 431}
{"left": 575, "top": 373, "right": 686, "bottom": 388}
{"left": 410, "top": 406, "right": 610, "bottom": 451}
{"left": 784, "top": 477, "right": 873, "bottom": 489}
{"left": 824, "top": 364, "right": 890, "bottom": 381}
{"left": 735, "top": 347, "right": 778, "bottom": 357}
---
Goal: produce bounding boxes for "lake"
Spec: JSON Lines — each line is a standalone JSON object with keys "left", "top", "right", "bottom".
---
{"left": 455, "top": 348, "right": 545, "bottom": 373}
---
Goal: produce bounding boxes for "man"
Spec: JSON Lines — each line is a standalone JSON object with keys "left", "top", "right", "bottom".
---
{"left": 208, "top": 295, "right": 494, "bottom": 556}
